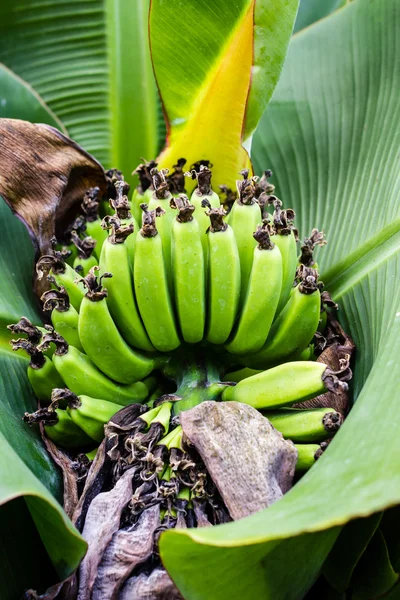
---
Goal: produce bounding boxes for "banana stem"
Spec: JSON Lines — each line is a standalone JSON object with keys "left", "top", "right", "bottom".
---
{"left": 162, "top": 346, "right": 225, "bottom": 415}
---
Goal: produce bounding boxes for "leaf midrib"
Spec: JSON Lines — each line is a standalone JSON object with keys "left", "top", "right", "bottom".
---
{"left": 322, "top": 218, "right": 400, "bottom": 298}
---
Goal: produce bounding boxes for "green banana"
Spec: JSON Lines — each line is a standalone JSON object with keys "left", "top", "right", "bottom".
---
{"left": 263, "top": 407, "right": 343, "bottom": 442}
{"left": 222, "top": 366, "right": 262, "bottom": 383}
{"left": 99, "top": 217, "right": 154, "bottom": 352}
{"left": 24, "top": 405, "right": 92, "bottom": 449}
{"left": 271, "top": 198, "right": 298, "bottom": 315}
{"left": 134, "top": 204, "right": 181, "bottom": 352}
{"left": 222, "top": 360, "right": 348, "bottom": 409}
{"left": 242, "top": 268, "right": 321, "bottom": 369}
{"left": 295, "top": 444, "right": 321, "bottom": 473}
{"left": 226, "top": 221, "right": 282, "bottom": 354}
{"left": 71, "top": 231, "right": 98, "bottom": 276}
{"left": 78, "top": 267, "right": 157, "bottom": 384}
{"left": 226, "top": 169, "right": 262, "bottom": 304}
{"left": 131, "top": 160, "right": 158, "bottom": 223}
{"left": 37, "top": 330, "right": 148, "bottom": 405}
{"left": 204, "top": 204, "right": 241, "bottom": 345}
{"left": 36, "top": 248, "right": 86, "bottom": 312}
{"left": 148, "top": 168, "right": 176, "bottom": 290}
{"left": 59, "top": 388, "right": 122, "bottom": 443}
{"left": 171, "top": 194, "right": 206, "bottom": 343}
{"left": 185, "top": 164, "right": 221, "bottom": 262}
{"left": 10, "top": 338, "right": 64, "bottom": 402}
{"left": 41, "top": 277, "right": 83, "bottom": 351}
{"left": 110, "top": 180, "right": 139, "bottom": 259}
{"left": 81, "top": 186, "right": 109, "bottom": 259}
{"left": 139, "top": 401, "right": 172, "bottom": 433}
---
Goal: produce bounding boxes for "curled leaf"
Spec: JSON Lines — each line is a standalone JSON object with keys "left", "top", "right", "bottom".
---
{"left": 0, "top": 118, "right": 106, "bottom": 257}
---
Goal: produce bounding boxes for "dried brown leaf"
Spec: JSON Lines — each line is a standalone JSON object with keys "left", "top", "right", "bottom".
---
{"left": 120, "top": 568, "right": 184, "bottom": 600}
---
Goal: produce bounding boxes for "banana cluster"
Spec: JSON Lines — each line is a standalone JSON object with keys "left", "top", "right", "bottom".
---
{"left": 10, "top": 161, "right": 350, "bottom": 484}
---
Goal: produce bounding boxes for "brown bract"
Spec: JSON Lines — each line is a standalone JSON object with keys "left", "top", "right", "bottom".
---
{"left": 0, "top": 119, "right": 106, "bottom": 293}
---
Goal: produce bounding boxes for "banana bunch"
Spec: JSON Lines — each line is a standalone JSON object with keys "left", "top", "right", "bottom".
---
{"left": 10, "top": 161, "right": 351, "bottom": 478}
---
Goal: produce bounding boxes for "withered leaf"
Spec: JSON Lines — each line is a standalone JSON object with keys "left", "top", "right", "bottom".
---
{"left": 180, "top": 401, "right": 297, "bottom": 520}
{"left": 120, "top": 567, "right": 183, "bottom": 600}
{"left": 92, "top": 504, "right": 160, "bottom": 600}
{"left": 0, "top": 118, "right": 106, "bottom": 291}
{"left": 77, "top": 468, "right": 134, "bottom": 600}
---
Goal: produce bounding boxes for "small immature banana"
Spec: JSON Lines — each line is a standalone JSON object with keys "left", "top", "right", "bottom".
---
{"left": 204, "top": 204, "right": 240, "bottom": 344}
{"left": 24, "top": 404, "right": 92, "bottom": 448}
{"left": 139, "top": 401, "right": 173, "bottom": 433}
{"left": 71, "top": 231, "right": 98, "bottom": 276}
{"left": 171, "top": 194, "right": 206, "bottom": 343}
{"left": 36, "top": 248, "right": 86, "bottom": 312}
{"left": 81, "top": 186, "right": 109, "bottom": 259}
{"left": 242, "top": 267, "right": 321, "bottom": 369}
{"left": 263, "top": 407, "right": 343, "bottom": 443}
{"left": 78, "top": 267, "right": 157, "bottom": 384}
{"left": 41, "top": 276, "right": 83, "bottom": 351}
{"left": 227, "top": 170, "right": 262, "bottom": 304}
{"left": 270, "top": 198, "right": 298, "bottom": 315}
{"left": 10, "top": 338, "right": 64, "bottom": 402}
{"left": 58, "top": 388, "right": 122, "bottom": 442}
{"left": 148, "top": 168, "right": 176, "bottom": 291}
{"left": 222, "top": 360, "right": 348, "bottom": 409}
{"left": 185, "top": 165, "right": 221, "bottom": 262}
{"left": 295, "top": 444, "right": 322, "bottom": 473}
{"left": 99, "top": 217, "right": 154, "bottom": 352}
{"left": 134, "top": 204, "right": 181, "bottom": 352}
{"left": 37, "top": 330, "right": 148, "bottom": 405}
{"left": 226, "top": 221, "right": 282, "bottom": 354}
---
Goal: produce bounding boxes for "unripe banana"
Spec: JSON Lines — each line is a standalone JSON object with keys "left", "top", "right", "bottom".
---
{"left": 131, "top": 160, "right": 158, "bottom": 223}
{"left": 185, "top": 165, "right": 220, "bottom": 262}
{"left": 226, "top": 222, "right": 282, "bottom": 354}
{"left": 204, "top": 204, "right": 241, "bottom": 345}
{"left": 295, "top": 444, "right": 321, "bottom": 473}
{"left": 171, "top": 195, "right": 206, "bottom": 343}
{"left": 37, "top": 330, "right": 148, "bottom": 405}
{"left": 99, "top": 218, "right": 154, "bottom": 352}
{"left": 41, "top": 277, "right": 83, "bottom": 352}
{"left": 148, "top": 168, "right": 176, "bottom": 291}
{"left": 139, "top": 401, "right": 172, "bottom": 433}
{"left": 263, "top": 407, "right": 343, "bottom": 443}
{"left": 242, "top": 268, "right": 321, "bottom": 369}
{"left": 60, "top": 388, "right": 122, "bottom": 442}
{"left": 78, "top": 267, "right": 157, "bottom": 384}
{"left": 24, "top": 405, "right": 92, "bottom": 449}
{"left": 227, "top": 170, "right": 262, "bottom": 304}
{"left": 270, "top": 198, "right": 298, "bottom": 316}
{"left": 71, "top": 232, "right": 98, "bottom": 276}
{"left": 36, "top": 250, "right": 85, "bottom": 312}
{"left": 10, "top": 338, "right": 64, "bottom": 402}
{"left": 222, "top": 367, "right": 262, "bottom": 383}
{"left": 134, "top": 204, "right": 181, "bottom": 352}
{"left": 81, "top": 187, "right": 109, "bottom": 259}
{"left": 222, "top": 360, "right": 348, "bottom": 409}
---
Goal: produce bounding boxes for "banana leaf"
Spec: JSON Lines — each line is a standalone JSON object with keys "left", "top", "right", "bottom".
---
{"left": 0, "top": 0, "right": 160, "bottom": 182}
{"left": 160, "top": 0, "right": 400, "bottom": 597}
{"left": 294, "top": 0, "right": 346, "bottom": 32}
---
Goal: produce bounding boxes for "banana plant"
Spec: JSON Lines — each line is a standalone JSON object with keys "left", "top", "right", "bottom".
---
{"left": 0, "top": 0, "right": 399, "bottom": 598}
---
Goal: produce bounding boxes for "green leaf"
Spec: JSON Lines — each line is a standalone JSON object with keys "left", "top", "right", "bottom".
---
{"left": 293, "top": 0, "right": 346, "bottom": 33}
{"left": 0, "top": 63, "right": 66, "bottom": 132}
{"left": 0, "top": 0, "right": 159, "bottom": 179}
{"left": 323, "top": 513, "right": 382, "bottom": 592}
{"left": 149, "top": 0, "right": 298, "bottom": 189}
{"left": 350, "top": 529, "right": 398, "bottom": 599}
{"left": 0, "top": 198, "right": 87, "bottom": 585}
{"left": 160, "top": 0, "right": 400, "bottom": 597}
